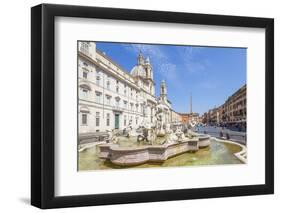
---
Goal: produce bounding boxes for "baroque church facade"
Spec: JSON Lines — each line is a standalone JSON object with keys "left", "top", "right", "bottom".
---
{"left": 78, "top": 41, "right": 180, "bottom": 135}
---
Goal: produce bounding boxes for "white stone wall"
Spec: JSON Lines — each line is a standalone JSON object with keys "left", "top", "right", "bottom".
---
{"left": 78, "top": 41, "right": 160, "bottom": 134}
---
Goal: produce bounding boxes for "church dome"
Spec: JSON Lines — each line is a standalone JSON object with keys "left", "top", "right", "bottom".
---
{"left": 130, "top": 65, "right": 146, "bottom": 78}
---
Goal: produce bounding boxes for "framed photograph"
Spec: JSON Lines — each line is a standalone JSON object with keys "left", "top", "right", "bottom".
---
{"left": 31, "top": 4, "right": 274, "bottom": 209}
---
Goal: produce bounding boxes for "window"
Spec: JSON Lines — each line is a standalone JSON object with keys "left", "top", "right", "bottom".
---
{"left": 115, "top": 99, "right": 120, "bottom": 107}
{"left": 81, "top": 88, "right": 89, "bottom": 99}
{"left": 124, "top": 115, "right": 127, "bottom": 126}
{"left": 96, "top": 71, "right": 101, "bottom": 86}
{"left": 124, "top": 85, "right": 127, "bottom": 95}
{"left": 95, "top": 92, "right": 102, "bottom": 103}
{"left": 106, "top": 113, "right": 110, "bottom": 126}
{"left": 82, "top": 114, "right": 87, "bottom": 125}
{"left": 106, "top": 95, "right": 111, "bottom": 105}
{"left": 83, "top": 71, "right": 88, "bottom": 79}
{"left": 136, "top": 117, "right": 138, "bottom": 125}
{"left": 106, "top": 77, "right": 110, "bottom": 89}
{"left": 123, "top": 101, "right": 127, "bottom": 109}
{"left": 116, "top": 80, "right": 119, "bottom": 93}
{"left": 96, "top": 112, "right": 100, "bottom": 127}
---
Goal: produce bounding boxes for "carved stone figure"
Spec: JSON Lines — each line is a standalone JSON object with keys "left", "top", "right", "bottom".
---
{"left": 137, "top": 126, "right": 156, "bottom": 145}
{"left": 174, "top": 127, "right": 187, "bottom": 143}
{"left": 165, "top": 132, "right": 178, "bottom": 144}
{"left": 106, "top": 129, "right": 119, "bottom": 144}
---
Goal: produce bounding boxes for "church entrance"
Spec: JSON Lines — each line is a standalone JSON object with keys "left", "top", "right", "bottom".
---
{"left": 114, "top": 114, "right": 120, "bottom": 129}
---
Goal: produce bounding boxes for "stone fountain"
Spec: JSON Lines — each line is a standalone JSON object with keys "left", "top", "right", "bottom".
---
{"left": 136, "top": 123, "right": 157, "bottom": 145}
{"left": 98, "top": 103, "right": 211, "bottom": 166}
{"left": 123, "top": 120, "right": 139, "bottom": 138}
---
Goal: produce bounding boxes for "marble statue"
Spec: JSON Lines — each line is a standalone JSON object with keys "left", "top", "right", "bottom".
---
{"left": 106, "top": 129, "right": 119, "bottom": 144}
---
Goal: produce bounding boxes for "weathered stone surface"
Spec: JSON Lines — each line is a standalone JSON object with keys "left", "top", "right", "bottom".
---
{"left": 98, "top": 135, "right": 210, "bottom": 166}
{"left": 198, "top": 135, "right": 211, "bottom": 147}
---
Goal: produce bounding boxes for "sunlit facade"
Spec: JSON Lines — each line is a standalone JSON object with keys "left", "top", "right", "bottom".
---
{"left": 78, "top": 41, "right": 177, "bottom": 134}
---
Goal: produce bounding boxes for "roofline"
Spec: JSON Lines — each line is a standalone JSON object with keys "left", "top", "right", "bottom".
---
{"left": 78, "top": 51, "right": 140, "bottom": 90}
{"left": 203, "top": 83, "right": 247, "bottom": 114}
{"left": 96, "top": 49, "right": 133, "bottom": 76}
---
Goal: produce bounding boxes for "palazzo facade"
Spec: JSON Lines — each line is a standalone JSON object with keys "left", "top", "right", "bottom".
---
{"left": 78, "top": 41, "right": 178, "bottom": 135}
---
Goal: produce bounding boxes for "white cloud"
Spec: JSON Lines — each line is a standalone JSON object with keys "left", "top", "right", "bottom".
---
{"left": 121, "top": 43, "right": 166, "bottom": 60}
{"left": 181, "top": 46, "right": 210, "bottom": 74}
{"left": 122, "top": 43, "right": 179, "bottom": 82}
{"left": 122, "top": 43, "right": 214, "bottom": 91}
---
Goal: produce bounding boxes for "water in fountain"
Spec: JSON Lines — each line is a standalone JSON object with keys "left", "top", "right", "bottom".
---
{"left": 78, "top": 138, "right": 243, "bottom": 170}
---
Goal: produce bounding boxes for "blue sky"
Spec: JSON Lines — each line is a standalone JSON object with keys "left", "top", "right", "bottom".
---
{"left": 96, "top": 42, "right": 246, "bottom": 115}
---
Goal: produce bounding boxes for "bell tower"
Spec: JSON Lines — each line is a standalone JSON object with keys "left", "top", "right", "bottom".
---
{"left": 160, "top": 80, "right": 167, "bottom": 102}
{"left": 144, "top": 57, "right": 153, "bottom": 80}
{"left": 143, "top": 56, "right": 155, "bottom": 96}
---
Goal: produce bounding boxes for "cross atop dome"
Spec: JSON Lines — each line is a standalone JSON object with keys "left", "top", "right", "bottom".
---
{"left": 137, "top": 50, "right": 145, "bottom": 65}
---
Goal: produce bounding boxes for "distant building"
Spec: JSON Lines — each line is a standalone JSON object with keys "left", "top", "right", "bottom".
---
{"left": 171, "top": 110, "right": 181, "bottom": 123}
{"left": 206, "top": 106, "right": 222, "bottom": 125}
{"left": 189, "top": 112, "right": 200, "bottom": 124}
{"left": 178, "top": 112, "right": 200, "bottom": 125}
{"left": 178, "top": 93, "right": 200, "bottom": 125}
{"left": 203, "top": 84, "right": 246, "bottom": 130}
{"left": 221, "top": 84, "right": 246, "bottom": 128}
{"left": 179, "top": 113, "right": 189, "bottom": 124}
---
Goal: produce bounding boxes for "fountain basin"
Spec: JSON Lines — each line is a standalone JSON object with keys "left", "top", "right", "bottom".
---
{"left": 198, "top": 134, "right": 211, "bottom": 147}
{"left": 99, "top": 135, "right": 210, "bottom": 166}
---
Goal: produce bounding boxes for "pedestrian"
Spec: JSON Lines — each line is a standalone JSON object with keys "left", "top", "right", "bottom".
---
{"left": 226, "top": 133, "right": 230, "bottom": 140}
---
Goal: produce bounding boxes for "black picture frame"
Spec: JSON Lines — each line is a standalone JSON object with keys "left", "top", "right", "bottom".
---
{"left": 31, "top": 3, "right": 274, "bottom": 209}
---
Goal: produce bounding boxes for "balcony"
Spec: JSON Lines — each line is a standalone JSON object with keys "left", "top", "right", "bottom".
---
{"left": 112, "top": 106, "right": 123, "bottom": 112}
